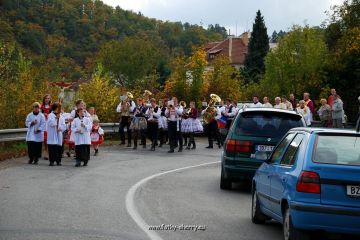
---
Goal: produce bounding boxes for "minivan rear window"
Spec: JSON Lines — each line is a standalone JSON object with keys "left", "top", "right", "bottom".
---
{"left": 313, "top": 135, "right": 360, "bottom": 166}
{"left": 234, "top": 112, "right": 304, "bottom": 138}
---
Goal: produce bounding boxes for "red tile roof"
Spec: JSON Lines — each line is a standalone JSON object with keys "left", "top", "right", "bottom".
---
{"left": 205, "top": 37, "right": 248, "bottom": 65}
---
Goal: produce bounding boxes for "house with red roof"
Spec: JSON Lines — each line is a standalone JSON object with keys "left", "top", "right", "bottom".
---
{"left": 205, "top": 32, "right": 250, "bottom": 69}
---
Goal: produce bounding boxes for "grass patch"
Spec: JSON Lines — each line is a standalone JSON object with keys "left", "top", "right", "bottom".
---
{"left": 0, "top": 141, "right": 28, "bottom": 161}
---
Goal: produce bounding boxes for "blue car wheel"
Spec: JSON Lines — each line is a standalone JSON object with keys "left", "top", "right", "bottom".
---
{"left": 283, "top": 206, "right": 310, "bottom": 240}
{"left": 251, "top": 187, "right": 268, "bottom": 224}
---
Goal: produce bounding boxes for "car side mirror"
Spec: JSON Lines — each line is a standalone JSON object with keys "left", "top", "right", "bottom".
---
{"left": 356, "top": 117, "right": 360, "bottom": 133}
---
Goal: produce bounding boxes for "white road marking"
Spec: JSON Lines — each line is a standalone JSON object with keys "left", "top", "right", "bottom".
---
{"left": 125, "top": 161, "right": 221, "bottom": 240}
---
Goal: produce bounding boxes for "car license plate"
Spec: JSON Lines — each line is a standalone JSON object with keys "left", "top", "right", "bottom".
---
{"left": 347, "top": 185, "right": 360, "bottom": 197}
{"left": 255, "top": 145, "right": 274, "bottom": 152}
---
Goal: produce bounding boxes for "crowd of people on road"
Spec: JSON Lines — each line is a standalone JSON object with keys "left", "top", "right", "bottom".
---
{"left": 250, "top": 89, "right": 347, "bottom": 128}
{"left": 25, "top": 96, "right": 104, "bottom": 167}
{"left": 25, "top": 88, "right": 358, "bottom": 167}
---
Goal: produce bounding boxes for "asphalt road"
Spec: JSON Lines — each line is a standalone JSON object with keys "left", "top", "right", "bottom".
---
{"left": 0, "top": 139, "right": 286, "bottom": 240}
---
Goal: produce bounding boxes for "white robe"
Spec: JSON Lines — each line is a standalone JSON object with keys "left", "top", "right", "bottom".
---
{"left": 46, "top": 112, "right": 66, "bottom": 145}
{"left": 72, "top": 117, "right": 92, "bottom": 145}
{"left": 297, "top": 107, "right": 311, "bottom": 126}
{"left": 25, "top": 112, "right": 46, "bottom": 142}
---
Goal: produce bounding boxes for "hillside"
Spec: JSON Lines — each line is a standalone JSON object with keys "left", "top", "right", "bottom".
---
{"left": 0, "top": 0, "right": 227, "bottom": 81}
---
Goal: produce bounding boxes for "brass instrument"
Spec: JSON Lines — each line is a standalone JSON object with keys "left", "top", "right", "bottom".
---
{"left": 120, "top": 92, "right": 133, "bottom": 117}
{"left": 203, "top": 94, "right": 221, "bottom": 124}
{"left": 143, "top": 90, "right": 152, "bottom": 107}
{"left": 127, "top": 92, "right": 134, "bottom": 100}
{"left": 179, "top": 101, "right": 186, "bottom": 108}
{"left": 143, "top": 90, "right": 152, "bottom": 100}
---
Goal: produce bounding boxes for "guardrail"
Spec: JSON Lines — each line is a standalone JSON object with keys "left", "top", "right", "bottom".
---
{"left": 0, "top": 123, "right": 120, "bottom": 142}
{"left": 0, "top": 121, "right": 356, "bottom": 143}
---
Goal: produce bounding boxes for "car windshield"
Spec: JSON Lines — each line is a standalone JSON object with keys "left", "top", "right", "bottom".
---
{"left": 313, "top": 135, "right": 360, "bottom": 166}
{"left": 234, "top": 111, "right": 303, "bottom": 138}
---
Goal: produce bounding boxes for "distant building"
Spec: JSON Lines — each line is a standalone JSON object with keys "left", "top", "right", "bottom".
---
{"left": 205, "top": 31, "right": 251, "bottom": 69}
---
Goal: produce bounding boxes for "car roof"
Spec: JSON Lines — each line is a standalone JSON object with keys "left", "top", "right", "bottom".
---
{"left": 290, "top": 127, "right": 360, "bottom": 135}
{"left": 240, "top": 107, "right": 301, "bottom": 116}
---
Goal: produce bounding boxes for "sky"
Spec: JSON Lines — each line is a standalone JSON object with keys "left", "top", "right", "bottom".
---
{"left": 102, "top": 0, "right": 344, "bottom": 35}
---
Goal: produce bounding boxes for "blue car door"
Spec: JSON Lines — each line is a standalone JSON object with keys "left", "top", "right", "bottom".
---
{"left": 270, "top": 133, "right": 305, "bottom": 217}
{"left": 256, "top": 133, "right": 296, "bottom": 212}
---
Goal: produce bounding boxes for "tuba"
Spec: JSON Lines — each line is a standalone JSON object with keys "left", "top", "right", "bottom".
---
{"left": 120, "top": 92, "right": 133, "bottom": 117}
{"left": 179, "top": 101, "right": 186, "bottom": 108}
{"left": 203, "top": 94, "right": 221, "bottom": 124}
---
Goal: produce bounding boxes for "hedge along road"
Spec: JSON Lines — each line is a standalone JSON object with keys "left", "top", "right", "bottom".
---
{"left": 0, "top": 139, "right": 282, "bottom": 240}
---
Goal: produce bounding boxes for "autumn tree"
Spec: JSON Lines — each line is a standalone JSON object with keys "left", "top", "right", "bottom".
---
{"left": 78, "top": 64, "right": 119, "bottom": 123}
{"left": 262, "top": 26, "right": 328, "bottom": 99}
{"left": 325, "top": 0, "right": 360, "bottom": 121}
{"left": 164, "top": 56, "right": 189, "bottom": 101}
{"left": 206, "top": 55, "right": 242, "bottom": 101}
{"left": 188, "top": 48, "right": 208, "bottom": 104}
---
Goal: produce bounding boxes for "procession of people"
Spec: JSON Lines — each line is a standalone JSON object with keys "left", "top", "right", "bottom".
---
{"left": 25, "top": 88, "right": 356, "bottom": 167}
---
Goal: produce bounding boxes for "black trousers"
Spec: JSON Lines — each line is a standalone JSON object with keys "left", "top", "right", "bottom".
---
{"left": 168, "top": 121, "right": 183, "bottom": 150}
{"left": 75, "top": 144, "right": 90, "bottom": 165}
{"left": 119, "top": 116, "right": 132, "bottom": 144}
{"left": 187, "top": 132, "right": 195, "bottom": 147}
{"left": 159, "top": 128, "right": 168, "bottom": 145}
{"left": 147, "top": 121, "right": 158, "bottom": 147}
{"left": 205, "top": 121, "right": 220, "bottom": 147}
{"left": 48, "top": 144, "right": 62, "bottom": 164}
{"left": 133, "top": 130, "right": 146, "bottom": 147}
{"left": 27, "top": 141, "right": 42, "bottom": 161}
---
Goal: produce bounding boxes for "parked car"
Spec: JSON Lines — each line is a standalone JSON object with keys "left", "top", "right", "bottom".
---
{"left": 251, "top": 128, "right": 360, "bottom": 240}
{"left": 220, "top": 108, "right": 306, "bottom": 189}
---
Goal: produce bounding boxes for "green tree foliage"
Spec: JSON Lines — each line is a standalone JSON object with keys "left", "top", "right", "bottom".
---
{"left": 244, "top": 10, "right": 269, "bottom": 82}
{"left": 0, "top": 41, "right": 46, "bottom": 129}
{"left": 206, "top": 55, "right": 242, "bottom": 101}
{"left": 97, "top": 37, "right": 161, "bottom": 88}
{"left": 262, "top": 26, "right": 328, "bottom": 99}
{"left": 324, "top": 0, "right": 360, "bottom": 121}
{"left": 270, "top": 30, "right": 287, "bottom": 43}
{"left": 0, "top": 0, "right": 226, "bottom": 85}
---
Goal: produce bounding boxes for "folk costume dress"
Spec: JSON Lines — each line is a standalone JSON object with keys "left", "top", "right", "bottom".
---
{"left": 181, "top": 108, "right": 191, "bottom": 134}
{"left": 25, "top": 111, "right": 46, "bottom": 163}
{"left": 41, "top": 104, "right": 52, "bottom": 143}
{"left": 145, "top": 106, "right": 161, "bottom": 150}
{"left": 182, "top": 108, "right": 203, "bottom": 133}
{"left": 158, "top": 106, "right": 168, "bottom": 147}
{"left": 130, "top": 105, "right": 148, "bottom": 148}
{"left": 72, "top": 116, "right": 92, "bottom": 165}
{"left": 91, "top": 125, "right": 104, "bottom": 145}
{"left": 158, "top": 106, "right": 168, "bottom": 130}
{"left": 46, "top": 112, "right": 66, "bottom": 164}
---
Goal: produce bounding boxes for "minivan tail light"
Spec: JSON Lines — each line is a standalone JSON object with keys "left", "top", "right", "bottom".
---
{"left": 225, "top": 140, "right": 252, "bottom": 153}
{"left": 296, "top": 171, "right": 321, "bottom": 194}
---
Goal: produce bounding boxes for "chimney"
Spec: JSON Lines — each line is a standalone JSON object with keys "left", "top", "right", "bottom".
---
{"left": 229, "top": 37, "right": 232, "bottom": 62}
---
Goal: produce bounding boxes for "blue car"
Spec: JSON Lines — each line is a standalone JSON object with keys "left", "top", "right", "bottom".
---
{"left": 251, "top": 128, "right": 360, "bottom": 240}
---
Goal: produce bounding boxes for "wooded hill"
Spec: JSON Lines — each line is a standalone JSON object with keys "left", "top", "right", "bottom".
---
{"left": 0, "top": 0, "right": 227, "bottom": 82}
